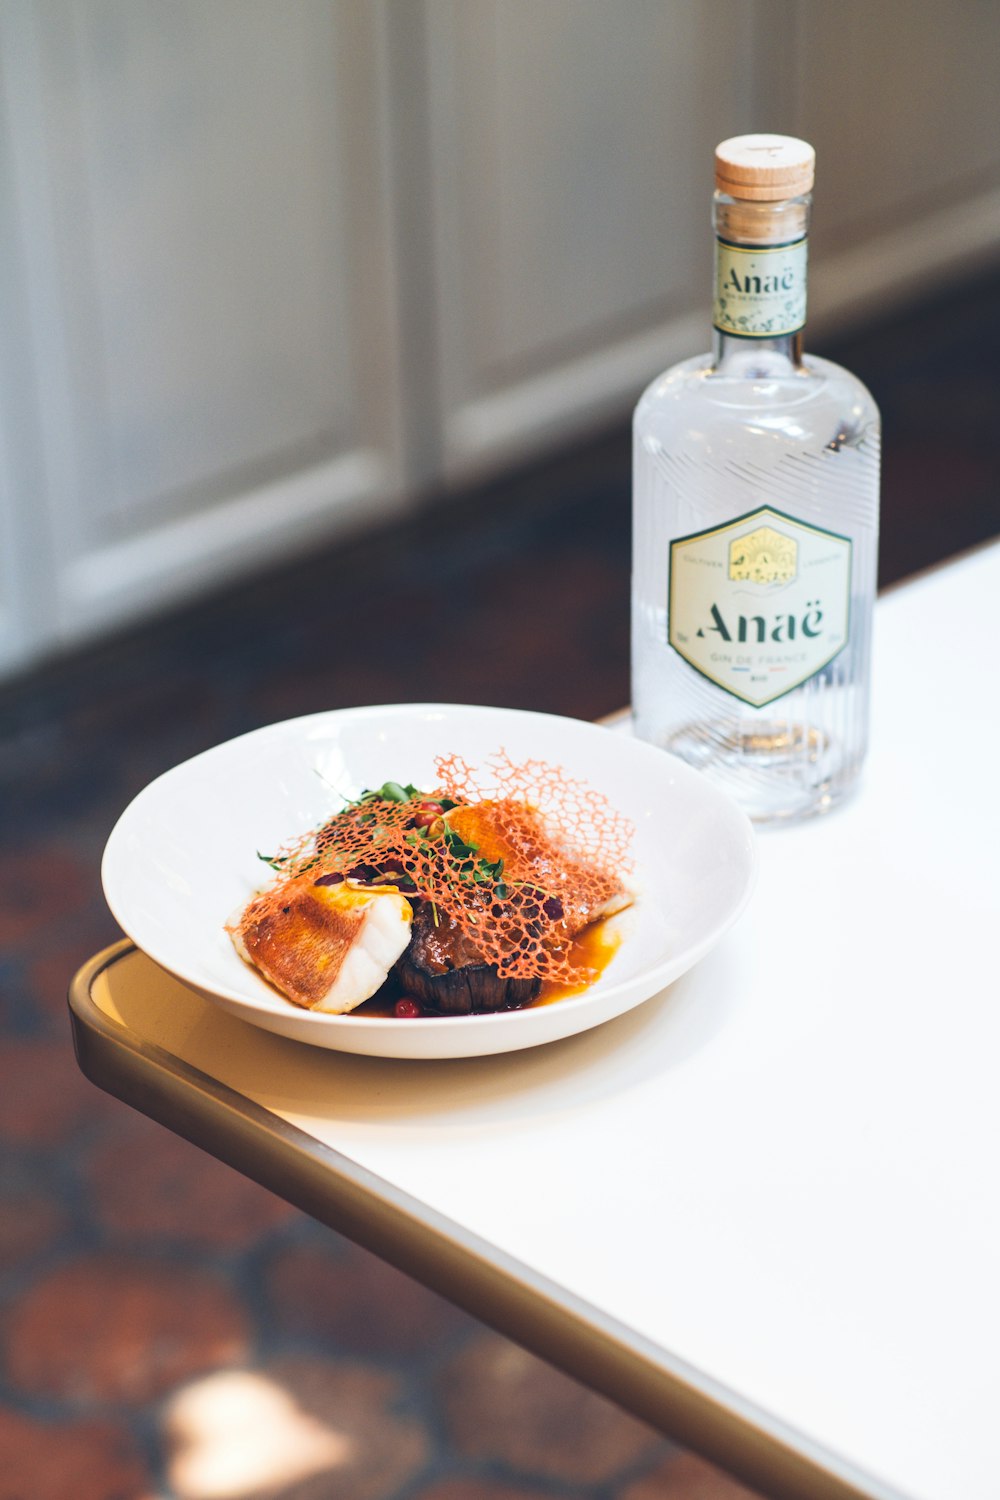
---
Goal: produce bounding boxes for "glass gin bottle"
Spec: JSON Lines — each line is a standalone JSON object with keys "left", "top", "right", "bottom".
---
{"left": 631, "top": 135, "right": 880, "bottom": 822}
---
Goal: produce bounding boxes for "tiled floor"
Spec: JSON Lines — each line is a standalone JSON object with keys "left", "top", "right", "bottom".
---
{"left": 1, "top": 269, "right": 998, "bottom": 1499}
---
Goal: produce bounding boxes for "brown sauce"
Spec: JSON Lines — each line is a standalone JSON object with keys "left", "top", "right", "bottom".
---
{"left": 535, "top": 917, "right": 622, "bottom": 1005}
{"left": 353, "top": 916, "right": 621, "bottom": 1019}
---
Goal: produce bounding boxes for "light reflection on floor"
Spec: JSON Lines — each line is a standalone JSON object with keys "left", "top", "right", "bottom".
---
{"left": 164, "top": 1369, "right": 353, "bottom": 1499}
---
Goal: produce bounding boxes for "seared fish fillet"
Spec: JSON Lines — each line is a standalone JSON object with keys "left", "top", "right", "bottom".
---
{"left": 231, "top": 880, "right": 412, "bottom": 1012}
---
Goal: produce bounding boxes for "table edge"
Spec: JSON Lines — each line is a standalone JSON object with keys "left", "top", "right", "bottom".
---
{"left": 69, "top": 940, "right": 906, "bottom": 1500}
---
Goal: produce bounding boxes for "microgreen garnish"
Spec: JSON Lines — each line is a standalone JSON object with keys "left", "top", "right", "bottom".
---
{"left": 379, "top": 780, "right": 419, "bottom": 803}
{"left": 348, "top": 780, "right": 423, "bottom": 807}
{"left": 438, "top": 825, "right": 506, "bottom": 893}
{"left": 257, "top": 851, "right": 289, "bottom": 869}
{"left": 259, "top": 850, "right": 319, "bottom": 875}
{"left": 312, "top": 768, "right": 352, "bottom": 801}
{"left": 442, "top": 826, "right": 477, "bottom": 859}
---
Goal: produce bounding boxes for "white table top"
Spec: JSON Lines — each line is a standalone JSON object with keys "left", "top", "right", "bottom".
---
{"left": 74, "top": 540, "right": 1000, "bottom": 1500}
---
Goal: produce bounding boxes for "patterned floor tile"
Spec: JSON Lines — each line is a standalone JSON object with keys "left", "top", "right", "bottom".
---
{"left": 620, "top": 1450, "right": 766, "bottom": 1498}
{"left": 264, "top": 1240, "right": 476, "bottom": 1358}
{"left": 0, "top": 1407, "right": 152, "bottom": 1500}
{"left": 85, "top": 1114, "right": 299, "bottom": 1249}
{"left": 5, "top": 1255, "right": 251, "bottom": 1403}
{"left": 436, "top": 1332, "right": 670, "bottom": 1485}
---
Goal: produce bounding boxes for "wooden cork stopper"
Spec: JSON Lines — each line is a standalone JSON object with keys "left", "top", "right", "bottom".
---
{"left": 715, "top": 135, "right": 815, "bottom": 201}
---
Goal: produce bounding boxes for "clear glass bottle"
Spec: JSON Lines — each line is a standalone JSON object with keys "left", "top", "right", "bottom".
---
{"left": 631, "top": 135, "right": 880, "bottom": 823}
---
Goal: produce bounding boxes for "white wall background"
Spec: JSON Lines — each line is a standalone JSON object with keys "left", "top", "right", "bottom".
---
{"left": 1, "top": 0, "right": 998, "bottom": 678}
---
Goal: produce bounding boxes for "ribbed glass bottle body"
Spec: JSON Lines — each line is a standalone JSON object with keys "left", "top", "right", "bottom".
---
{"left": 631, "top": 347, "right": 880, "bottom": 822}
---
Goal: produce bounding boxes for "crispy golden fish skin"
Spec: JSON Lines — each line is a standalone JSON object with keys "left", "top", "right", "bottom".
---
{"left": 232, "top": 880, "right": 412, "bottom": 1012}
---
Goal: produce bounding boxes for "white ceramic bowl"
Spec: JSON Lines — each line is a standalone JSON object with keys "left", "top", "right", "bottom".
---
{"left": 102, "top": 704, "right": 756, "bottom": 1059}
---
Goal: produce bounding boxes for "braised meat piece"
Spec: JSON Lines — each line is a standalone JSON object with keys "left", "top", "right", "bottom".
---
{"left": 395, "top": 901, "right": 541, "bottom": 1015}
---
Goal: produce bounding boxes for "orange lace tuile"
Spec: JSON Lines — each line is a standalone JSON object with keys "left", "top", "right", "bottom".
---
{"left": 243, "top": 751, "right": 634, "bottom": 985}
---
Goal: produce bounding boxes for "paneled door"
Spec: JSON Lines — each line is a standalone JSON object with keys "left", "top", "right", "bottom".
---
{"left": 0, "top": 0, "right": 406, "bottom": 672}
{"left": 421, "top": 0, "right": 756, "bottom": 479}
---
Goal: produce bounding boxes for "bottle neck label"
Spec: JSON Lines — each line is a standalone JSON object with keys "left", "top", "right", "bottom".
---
{"left": 713, "top": 236, "right": 807, "bottom": 338}
{"left": 667, "top": 506, "right": 850, "bottom": 708}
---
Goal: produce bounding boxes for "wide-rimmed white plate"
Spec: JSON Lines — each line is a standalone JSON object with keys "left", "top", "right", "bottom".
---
{"left": 102, "top": 704, "right": 756, "bottom": 1059}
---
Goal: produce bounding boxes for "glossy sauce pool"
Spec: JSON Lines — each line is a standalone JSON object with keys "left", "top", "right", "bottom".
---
{"left": 535, "top": 917, "right": 622, "bottom": 1005}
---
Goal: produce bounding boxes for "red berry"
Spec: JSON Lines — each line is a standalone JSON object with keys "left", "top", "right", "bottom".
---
{"left": 410, "top": 801, "right": 445, "bottom": 829}
{"left": 394, "top": 997, "right": 422, "bottom": 1019}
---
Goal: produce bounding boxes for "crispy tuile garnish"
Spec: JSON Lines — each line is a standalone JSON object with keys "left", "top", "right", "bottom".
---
{"left": 238, "top": 751, "right": 634, "bottom": 988}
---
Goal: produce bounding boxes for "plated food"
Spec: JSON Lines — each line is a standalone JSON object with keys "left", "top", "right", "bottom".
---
{"left": 101, "top": 704, "right": 756, "bottom": 1058}
{"left": 228, "top": 752, "right": 635, "bottom": 1019}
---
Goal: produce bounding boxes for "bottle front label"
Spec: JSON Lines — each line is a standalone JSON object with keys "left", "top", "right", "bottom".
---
{"left": 668, "top": 506, "right": 851, "bottom": 708}
{"left": 714, "top": 237, "right": 807, "bottom": 338}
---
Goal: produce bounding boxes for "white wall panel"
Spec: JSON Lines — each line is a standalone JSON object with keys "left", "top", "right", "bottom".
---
{"left": 425, "top": 0, "right": 756, "bottom": 475}
{"left": 795, "top": 0, "right": 1000, "bottom": 247}
{"left": 70, "top": 2, "right": 357, "bottom": 522}
{"left": 788, "top": 0, "right": 1000, "bottom": 326}
{"left": 0, "top": 0, "right": 405, "bottom": 649}
{"left": 0, "top": 44, "right": 55, "bottom": 678}
{"left": 0, "top": 415, "right": 35, "bottom": 680}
